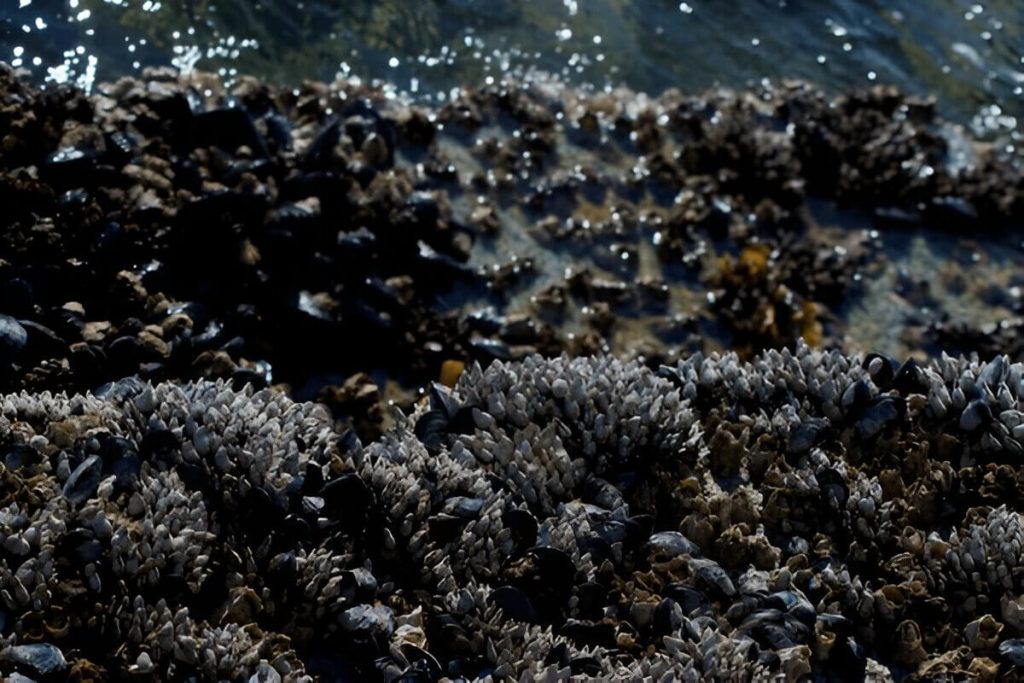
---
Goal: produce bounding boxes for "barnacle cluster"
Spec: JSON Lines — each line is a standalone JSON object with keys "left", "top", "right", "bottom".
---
{"left": 3, "top": 345, "right": 1024, "bottom": 680}
{"left": 2, "top": 37, "right": 1024, "bottom": 683}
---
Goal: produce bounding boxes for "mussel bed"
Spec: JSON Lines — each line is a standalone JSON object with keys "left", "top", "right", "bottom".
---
{"left": 1, "top": 63, "right": 1024, "bottom": 681}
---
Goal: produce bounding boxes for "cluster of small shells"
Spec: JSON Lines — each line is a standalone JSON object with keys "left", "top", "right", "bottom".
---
{"left": 5, "top": 344, "right": 1024, "bottom": 680}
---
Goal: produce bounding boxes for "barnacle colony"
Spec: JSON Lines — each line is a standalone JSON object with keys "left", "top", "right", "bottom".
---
{"left": 2, "top": 344, "right": 1024, "bottom": 680}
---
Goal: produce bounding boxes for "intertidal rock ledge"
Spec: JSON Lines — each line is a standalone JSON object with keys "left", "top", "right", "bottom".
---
{"left": 2, "top": 63, "right": 1024, "bottom": 409}
{"left": 3, "top": 345, "right": 1024, "bottom": 680}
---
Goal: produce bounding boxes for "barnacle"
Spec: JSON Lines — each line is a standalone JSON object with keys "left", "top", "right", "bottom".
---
{"left": 3, "top": 346, "right": 1024, "bottom": 679}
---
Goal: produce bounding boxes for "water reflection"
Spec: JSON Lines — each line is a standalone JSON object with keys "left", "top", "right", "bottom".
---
{"left": 1, "top": 0, "right": 1022, "bottom": 138}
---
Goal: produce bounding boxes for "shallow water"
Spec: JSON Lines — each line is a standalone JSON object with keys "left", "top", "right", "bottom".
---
{"left": 2, "top": 0, "right": 1023, "bottom": 138}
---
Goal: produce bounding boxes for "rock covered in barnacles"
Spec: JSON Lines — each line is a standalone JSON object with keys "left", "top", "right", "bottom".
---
{"left": 0, "top": 380, "right": 335, "bottom": 681}
{"left": 6, "top": 345, "right": 1024, "bottom": 679}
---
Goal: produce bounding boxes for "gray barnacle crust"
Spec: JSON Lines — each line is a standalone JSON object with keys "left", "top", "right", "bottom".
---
{"left": 3, "top": 346, "right": 1024, "bottom": 680}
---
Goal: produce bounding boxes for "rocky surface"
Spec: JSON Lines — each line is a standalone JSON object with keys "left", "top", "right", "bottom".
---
{"left": 2, "top": 62, "right": 1024, "bottom": 681}
{"left": 3, "top": 347, "right": 1024, "bottom": 680}
{"left": 0, "top": 64, "right": 1023, "bottom": 419}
